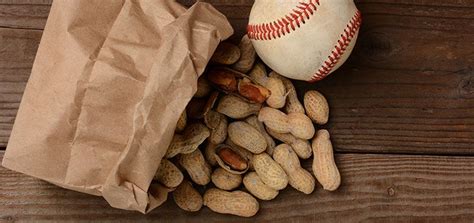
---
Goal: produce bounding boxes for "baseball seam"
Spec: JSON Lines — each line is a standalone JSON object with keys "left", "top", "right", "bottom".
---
{"left": 310, "top": 10, "right": 362, "bottom": 82}
{"left": 247, "top": 0, "right": 320, "bottom": 41}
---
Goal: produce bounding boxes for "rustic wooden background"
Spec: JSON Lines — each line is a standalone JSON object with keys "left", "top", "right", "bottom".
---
{"left": 0, "top": 0, "right": 473, "bottom": 222}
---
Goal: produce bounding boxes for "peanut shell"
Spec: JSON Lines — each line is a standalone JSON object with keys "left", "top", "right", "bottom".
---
{"left": 270, "top": 72, "right": 305, "bottom": 114}
{"left": 215, "top": 144, "right": 249, "bottom": 173}
{"left": 287, "top": 113, "right": 315, "bottom": 140}
{"left": 195, "top": 77, "right": 212, "bottom": 98}
{"left": 231, "top": 35, "right": 256, "bottom": 73}
{"left": 210, "top": 42, "right": 241, "bottom": 65}
{"left": 173, "top": 180, "right": 203, "bottom": 212}
{"left": 217, "top": 95, "right": 261, "bottom": 119}
{"left": 165, "top": 123, "right": 210, "bottom": 158}
{"left": 178, "top": 149, "right": 211, "bottom": 186}
{"left": 266, "top": 74, "right": 287, "bottom": 109}
{"left": 203, "top": 188, "right": 259, "bottom": 217}
{"left": 245, "top": 115, "right": 276, "bottom": 156}
{"left": 243, "top": 172, "right": 279, "bottom": 200}
{"left": 258, "top": 107, "right": 289, "bottom": 133}
{"left": 238, "top": 77, "right": 270, "bottom": 104}
{"left": 228, "top": 121, "right": 267, "bottom": 154}
{"left": 249, "top": 62, "right": 268, "bottom": 87}
{"left": 304, "top": 90, "right": 329, "bottom": 125}
{"left": 266, "top": 127, "right": 312, "bottom": 159}
{"left": 154, "top": 159, "right": 183, "bottom": 188}
{"left": 211, "top": 168, "right": 242, "bottom": 191}
{"left": 204, "top": 142, "right": 218, "bottom": 166}
{"left": 175, "top": 110, "right": 187, "bottom": 133}
{"left": 252, "top": 153, "right": 288, "bottom": 190}
{"left": 225, "top": 138, "right": 254, "bottom": 170}
{"left": 273, "top": 144, "right": 315, "bottom": 194}
{"left": 207, "top": 67, "right": 238, "bottom": 92}
{"left": 312, "top": 130, "right": 341, "bottom": 191}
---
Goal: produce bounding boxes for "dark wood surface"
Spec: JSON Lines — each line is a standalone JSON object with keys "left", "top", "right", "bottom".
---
{"left": 1, "top": 0, "right": 473, "bottom": 154}
{"left": 0, "top": 0, "right": 473, "bottom": 221}
{"left": 1, "top": 151, "right": 474, "bottom": 222}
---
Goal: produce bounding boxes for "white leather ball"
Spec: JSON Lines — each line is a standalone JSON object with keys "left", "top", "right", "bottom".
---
{"left": 248, "top": 0, "right": 362, "bottom": 81}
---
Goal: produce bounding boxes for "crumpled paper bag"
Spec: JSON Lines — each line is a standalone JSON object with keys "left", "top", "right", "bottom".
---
{"left": 2, "top": 0, "right": 233, "bottom": 213}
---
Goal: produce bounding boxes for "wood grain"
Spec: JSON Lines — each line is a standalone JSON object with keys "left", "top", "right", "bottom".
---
{"left": 1, "top": 151, "right": 473, "bottom": 222}
{"left": 0, "top": 0, "right": 473, "bottom": 155}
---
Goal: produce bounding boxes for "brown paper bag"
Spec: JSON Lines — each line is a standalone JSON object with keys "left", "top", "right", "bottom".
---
{"left": 2, "top": 0, "right": 233, "bottom": 213}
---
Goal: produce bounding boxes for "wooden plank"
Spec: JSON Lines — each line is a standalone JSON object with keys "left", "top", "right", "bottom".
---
{"left": 1, "top": 1, "right": 474, "bottom": 155}
{"left": 1, "top": 151, "right": 473, "bottom": 222}
{"left": 0, "top": 3, "right": 50, "bottom": 29}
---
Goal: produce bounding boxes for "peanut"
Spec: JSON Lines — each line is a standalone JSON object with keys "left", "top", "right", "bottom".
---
{"left": 287, "top": 113, "right": 315, "bottom": 140}
{"left": 266, "top": 72, "right": 287, "bottom": 109}
{"left": 178, "top": 149, "right": 211, "bottom": 186}
{"left": 266, "top": 127, "right": 312, "bottom": 159}
{"left": 258, "top": 107, "right": 289, "bottom": 133}
{"left": 154, "top": 159, "right": 184, "bottom": 188}
{"left": 225, "top": 138, "right": 254, "bottom": 170}
{"left": 312, "top": 130, "right": 341, "bottom": 191}
{"left": 252, "top": 153, "right": 288, "bottom": 190}
{"left": 204, "top": 142, "right": 218, "bottom": 166}
{"left": 248, "top": 61, "right": 268, "bottom": 87}
{"left": 211, "top": 168, "right": 242, "bottom": 190}
{"left": 238, "top": 77, "right": 271, "bottom": 104}
{"left": 203, "top": 188, "right": 259, "bottom": 217}
{"left": 232, "top": 35, "right": 256, "bottom": 73}
{"left": 258, "top": 107, "right": 314, "bottom": 140}
{"left": 173, "top": 180, "right": 203, "bottom": 212}
{"left": 243, "top": 172, "right": 279, "bottom": 200}
{"left": 175, "top": 110, "right": 187, "bottom": 133}
{"left": 210, "top": 42, "right": 241, "bottom": 65}
{"left": 165, "top": 123, "right": 210, "bottom": 158}
{"left": 207, "top": 67, "right": 238, "bottom": 92}
{"left": 245, "top": 115, "right": 276, "bottom": 155}
{"left": 186, "top": 91, "right": 219, "bottom": 119}
{"left": 195, "top": 77, "right": 212, "bottom": 98}
{"left": 215, "top": 144, "right": 249, "bottom": 174}
{"left": 204, "top": 111, "right": 228, "bottom": 144}
{"left": 217, "top": 94, "right": 261, "bottom": 119}
{"left": 186, "top": 97, "right": 207, "bottom": 119}
{"left": 270, "top": 72, "right": 305, "bottom": 114}
{"left": 304, "top": 90, "right": 329, "bottom": 125}
{"left": 273, "top": 144, "right": 315, "bottom": 194}
{"left": 228, "top": 121, "right": 267, "bottom": 154}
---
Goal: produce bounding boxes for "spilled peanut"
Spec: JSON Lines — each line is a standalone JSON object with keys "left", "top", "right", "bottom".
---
{"left": 166, "top": 123, "right": 210, "bottom": 158}
{"left": 178, "top": 149, "right": 211, "bottom": 186}
{"left": 273, "top": 144, "right": 315, "bottom": 194}
{"left": 258, "top": 107, "right": 315, "bottom": 139}
{"left": 304, "top": 90, "right": 329, "bottom": 125}
{"left": 243, "top": 172, "right": 279, "bottom": 200}
{"left": 312, "top": 130, "right": 341, "bottom": 191}
{"left": 173, "top": 180, "right": 203, "bottom": 212}
{"left": 253, "top": 153, "right": 288, "bottom": 190}
{"left": 211, "top": 168, "right": 242, "bottom": 190}
{"left": 232, "top": 35, "right": 256, "bottom": 73}
{"left": 217, "top": 95, "right": 261, "bottom": 119}
{"left": 154, "top": 159, "right": 183, "bottom": 188}
{"left": 228, "top": 121, "right": 267, "bottom": 154}
{"left": 245, "top": 115, "right": 276, "bottom": 155}
{"left": 210, "top": 42, "right": 241, "bottom": 65}
{"left": 266, "top": 127, "right": 312, "bottom": 159}
{"left": 204, "top": 188, "right": 259, "bottom": 217}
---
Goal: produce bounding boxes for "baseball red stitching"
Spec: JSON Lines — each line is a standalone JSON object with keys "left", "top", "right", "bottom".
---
{"left": 309, "top": 10, "right": 362, "bottom": 82}
{"left": 247, "top": 0, "right": 320, "bottom": 41}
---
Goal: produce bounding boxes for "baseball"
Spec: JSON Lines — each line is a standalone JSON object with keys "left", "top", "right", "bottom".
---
{"left": 248, "top": 0, "right": 362, "bottom": 82}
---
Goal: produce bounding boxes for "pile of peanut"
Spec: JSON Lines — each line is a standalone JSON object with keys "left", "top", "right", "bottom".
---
{"left": 154, "top": 35, "right": 340, "bottom": 217}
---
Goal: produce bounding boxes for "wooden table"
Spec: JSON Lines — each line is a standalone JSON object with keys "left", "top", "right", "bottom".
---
{"left": 1, "top": 0, "right": 473, "bottom": 222}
